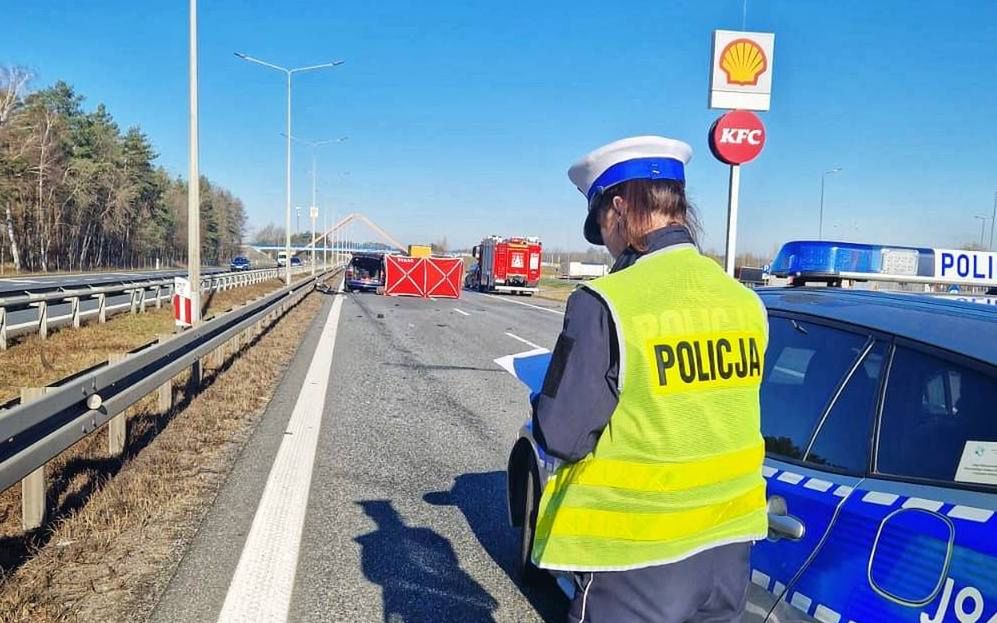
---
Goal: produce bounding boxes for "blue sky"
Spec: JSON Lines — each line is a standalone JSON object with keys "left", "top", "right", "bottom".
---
{"left": 5, "top": 1, "right": 996, "bottom": 255}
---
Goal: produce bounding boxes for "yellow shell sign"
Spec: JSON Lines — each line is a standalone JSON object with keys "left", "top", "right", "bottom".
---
{"left": 719, "top": 38, "right": 768, "bottom": 86}
{"left": 710, "top": 30, "right": 774, "bottom": 111}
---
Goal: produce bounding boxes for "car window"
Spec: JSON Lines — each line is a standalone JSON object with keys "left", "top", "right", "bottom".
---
{"left": 805, "top": 340, "right": 888, "bottom": 474}
{"left": 877, "top": 347, "right": 997, "bottom": 486}
{"left": 761, "top": 317, "right": 870, "bottom": 461}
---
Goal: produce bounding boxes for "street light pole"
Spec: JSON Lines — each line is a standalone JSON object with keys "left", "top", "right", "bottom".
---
{"left": 818, "top": 167, "right": 842, "bottom": 241}
{"left": 285, "top": 135, "right": 348, "bottom": 273}
{"left": 974, "top": 215, "right": 988, "bottom": 248}
{"left": 990, "top": 191, "right": 996, "bottom": 251}
{"left": 187, "top": 0, "right": 201, "bottom": 325}
{"left": 234, "top": 53, "right": 344, "bottom": 286}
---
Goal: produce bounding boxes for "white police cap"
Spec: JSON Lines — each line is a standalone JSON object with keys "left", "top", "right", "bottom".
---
{"left": 568, "top": 136, "right": 693, "bottom": 245}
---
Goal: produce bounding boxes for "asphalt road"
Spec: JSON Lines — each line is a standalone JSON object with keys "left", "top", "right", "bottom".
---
{"left": 151, "top": 286, "right": 572, "bottom": 623}
{"left": 0, "top": 267, "right": 224, "bottom": 296}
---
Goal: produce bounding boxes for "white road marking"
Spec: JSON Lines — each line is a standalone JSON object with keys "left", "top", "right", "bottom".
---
{"left": 505, "top": 331, "right": 543, "bottom": 350}
{"left": 471, "top": 291, "right": 565, "bottom": 316}
{"left": 216, "top": 286, "right": 345, "bottom": 623}
{"left": 1, "top": 278, "right": 41, "bottom": 284}
{"left": 454, "top": 309, "right": 470, "bottom": 316}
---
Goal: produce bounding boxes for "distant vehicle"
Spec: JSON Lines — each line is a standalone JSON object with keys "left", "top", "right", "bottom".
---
{"left": 467, "top": 236, "right": 542, "bottom": 295}
{"left": 560, "top": 261, "right": 607, "bottom": 280}
{"left": 408, "top": 244, "right": 433, "bottom": 258}
{"left": 276, "top": 250, "right": 289, "bottom": 267}
{"left": 344, "top": 252, "right": 385, "bottom": 293}
{"left": 507, "top": 240, "right": 997, "bottom": 621}
{"left": 290, "top": 255, "right": 302, "bottom": 267}
{"left": 229, "top": 256, "right": 251, "bottom": 271}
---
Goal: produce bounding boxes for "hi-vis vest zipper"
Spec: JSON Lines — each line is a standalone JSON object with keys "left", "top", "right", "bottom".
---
{"left": 532, "top": 244, "right": 770, "bottom": 572}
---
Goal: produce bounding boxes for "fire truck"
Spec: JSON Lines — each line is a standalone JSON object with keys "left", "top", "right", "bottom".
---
{"left": 468, "top": 236, "right": 542, "bottom": 294}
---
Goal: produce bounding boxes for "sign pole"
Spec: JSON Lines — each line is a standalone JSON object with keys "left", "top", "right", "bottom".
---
{"left": 725, "top": 164, "right": 741, "bottom": 277}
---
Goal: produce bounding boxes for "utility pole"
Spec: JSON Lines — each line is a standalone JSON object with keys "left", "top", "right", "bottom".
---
{"left": 187, "top": 0, "right": 201, "bottom": 325}
{"left": 234, "top": 53, "right": 344, "bottom": 285}
{"left": 310, "top": 206, "right": 318, "bottom": 276}
{"left": 990, "top": 190, "right": 996, "bottom": 251}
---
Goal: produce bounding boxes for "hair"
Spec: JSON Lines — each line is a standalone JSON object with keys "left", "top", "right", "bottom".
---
{"left": 596, "top": 179, "right": 702, "bottom": 252}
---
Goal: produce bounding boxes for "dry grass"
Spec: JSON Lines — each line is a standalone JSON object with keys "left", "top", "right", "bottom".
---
{"left": 0, "top": 278, "right": 288, "bottom": 404}
{"left": 0, "top": 281, "right": 329, "bottom": 623}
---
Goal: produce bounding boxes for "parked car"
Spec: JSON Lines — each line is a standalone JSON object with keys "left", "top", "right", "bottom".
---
{"left": 507, "top": 241, "right": 997, "bottom": 622}
{"left": 344, "top": 253, "right": 385, "bottom": 293}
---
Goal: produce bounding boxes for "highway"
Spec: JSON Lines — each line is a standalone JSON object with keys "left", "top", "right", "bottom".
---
{"left": 150, "top": 285, "right": 570, "bottom": 622}
{"left": 0, "top": 268, "right": 225, "bottom": 296}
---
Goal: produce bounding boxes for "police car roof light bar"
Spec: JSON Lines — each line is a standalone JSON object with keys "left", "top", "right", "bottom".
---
{"left": 769, "top": 240, "right": 997, "bottom": 288}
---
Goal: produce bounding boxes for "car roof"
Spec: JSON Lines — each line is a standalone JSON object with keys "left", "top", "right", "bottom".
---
{"left": 757, "top": 287, "right": 997, "bottom": 366}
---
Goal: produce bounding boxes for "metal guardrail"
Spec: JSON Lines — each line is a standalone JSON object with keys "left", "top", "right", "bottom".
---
{"left": 0, "top": 266, "right": 312, "bottom": 350}
{"left": 0, "top": 268, "right": 338, "bottom": 530}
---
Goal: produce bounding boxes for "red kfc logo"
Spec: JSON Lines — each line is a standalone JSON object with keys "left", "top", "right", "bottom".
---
{"left": 709, "top": 110, "right": 766, "bottom": 165}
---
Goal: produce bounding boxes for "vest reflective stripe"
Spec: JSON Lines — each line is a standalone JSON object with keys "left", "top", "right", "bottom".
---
{"left": 532, "top": 245, "right": 769, "bottom": 572}
{"left": 537, "top": 483, "right": 767, "bottom": 542}
{"left": 553, "top": 442, "right": 763, "bottom": 493}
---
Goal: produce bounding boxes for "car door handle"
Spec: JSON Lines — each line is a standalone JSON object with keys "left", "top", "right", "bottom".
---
{"left": 768, "top": 513, "right": 806, "bottom": 541}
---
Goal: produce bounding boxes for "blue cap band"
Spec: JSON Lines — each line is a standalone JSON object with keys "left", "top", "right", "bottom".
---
{"left": 586, "top": 157, "right": 685, "bottom": 201}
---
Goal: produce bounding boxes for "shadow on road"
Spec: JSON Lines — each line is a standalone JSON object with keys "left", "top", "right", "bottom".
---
{"left": 424, "top": 472, "right": 568, "bottom": 622}
{"left": 356, "top": 499, "right": 499, "bottom": 623}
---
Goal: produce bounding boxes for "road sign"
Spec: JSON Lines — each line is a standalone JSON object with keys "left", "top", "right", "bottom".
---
{"left": 173, "top": 276, "right": 193, "bottom": 327}
{"left": 710, "top": 30, "right": 775, "bottom": 111}
{"left": 309, "top": 206, "right": 318, "bottom": 220}
{"left": 709, "top": 110, "right": 766, "bottom": 165}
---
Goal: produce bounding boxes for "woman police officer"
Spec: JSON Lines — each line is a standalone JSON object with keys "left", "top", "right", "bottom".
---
{"left": 531, "top": 136, "right": 769, "bottom": 623}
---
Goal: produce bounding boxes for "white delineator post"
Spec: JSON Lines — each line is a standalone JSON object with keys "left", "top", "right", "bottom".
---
{"left": 725, "top": 164, "right": 740, "bottom": 277}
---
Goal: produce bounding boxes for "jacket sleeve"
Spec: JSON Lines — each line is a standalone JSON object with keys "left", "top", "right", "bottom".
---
{"left": 531, "top": 288, "right": 620, "bottom": 462}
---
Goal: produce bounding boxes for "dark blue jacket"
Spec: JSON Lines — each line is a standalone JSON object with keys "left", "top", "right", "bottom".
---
{"left": 532, "top": 225, "right": 696, "bottom": 461}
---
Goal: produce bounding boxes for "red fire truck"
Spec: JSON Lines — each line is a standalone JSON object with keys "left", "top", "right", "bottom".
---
{"left": 468, "top": 236, "right": 543, "bottom": 295}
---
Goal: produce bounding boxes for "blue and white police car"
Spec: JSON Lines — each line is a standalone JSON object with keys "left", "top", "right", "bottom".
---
{"left": 505, "top": 241, "right": 997, "bottom": 622}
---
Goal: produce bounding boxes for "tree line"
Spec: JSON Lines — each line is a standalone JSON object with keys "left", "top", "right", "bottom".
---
{"left": 0, "top": 66, "right": 246, "bottom": 273}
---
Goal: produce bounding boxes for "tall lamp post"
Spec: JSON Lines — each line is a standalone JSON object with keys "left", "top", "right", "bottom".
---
{"left": 287, "top": 135, "right": 349, "bottom": 274}
{"left": 974, "top": 215, "right": 989, "bottom": 248}
{"left": 818, "top": 167, "right": 842, "bottom": 240}
{"left": 187, "top": 0, "right": 201, "bottom": 325}
{"left": 234, "top": 52, "right": 344, "bottom": 285}
{"left": 990, "top": 191, "right": 996, "bottom": 251}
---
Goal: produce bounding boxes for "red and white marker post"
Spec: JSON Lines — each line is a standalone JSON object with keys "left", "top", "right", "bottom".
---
{"left": 709, "top": 110, "right": 766, "bottom": 276}
{"left": 173, "top": 276, "right": 194, "bottom": 328}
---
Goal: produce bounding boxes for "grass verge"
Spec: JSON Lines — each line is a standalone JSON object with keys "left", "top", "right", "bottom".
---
{"left": 0, "top": 280, "right": 329, "bottom": 623}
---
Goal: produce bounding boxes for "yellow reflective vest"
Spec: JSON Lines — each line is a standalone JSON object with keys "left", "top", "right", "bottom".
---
{"left": 532, "top": 243, "right": 769, "bottom": 572}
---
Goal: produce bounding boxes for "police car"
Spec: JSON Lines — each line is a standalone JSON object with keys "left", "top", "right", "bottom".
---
{"left": 506, "top": 241, "right": 997, "bottom": 622}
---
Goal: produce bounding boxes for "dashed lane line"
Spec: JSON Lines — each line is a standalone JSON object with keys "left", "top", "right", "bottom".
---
{"left": 216, "top": 285, "right": 345, "bottom": 623}
{"left": 454, "top": 308, "right": 471, "bottom": 316}
{"left": 505, "top": 331, "right": 543, "bottom": 350}
{"left": 469, "top": 291, "right": 565, "bottom": 316}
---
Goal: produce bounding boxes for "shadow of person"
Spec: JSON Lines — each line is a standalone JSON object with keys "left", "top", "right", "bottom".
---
{"left": 356, "top": 500, "right": 499, "bottom": 623}
{"left": 424, "top": 472, "right": 567, "bottom": 622}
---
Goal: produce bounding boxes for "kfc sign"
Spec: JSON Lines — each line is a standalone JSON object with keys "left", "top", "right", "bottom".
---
{"left": 709, "top": 110, "right": 766, "bottom": 165}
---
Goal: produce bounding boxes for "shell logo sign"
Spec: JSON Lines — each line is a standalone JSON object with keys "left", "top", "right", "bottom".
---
{"left": 710, "top": 30, "right": 775, "bottom": 111}
{"left": 719, "top": 39, "right": 767, "bottom": 86}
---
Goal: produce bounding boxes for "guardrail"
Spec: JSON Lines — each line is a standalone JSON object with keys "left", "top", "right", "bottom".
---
{"left": 0, "top": 266, "right": 313, "bottom": 350}
{"left": 0, "top": 268, "right": 338, "bottom": 531}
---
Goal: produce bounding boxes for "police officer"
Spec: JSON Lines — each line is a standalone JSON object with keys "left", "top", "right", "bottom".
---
{"left": 531, "top": 136, "right": 769, "bottom": 622}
